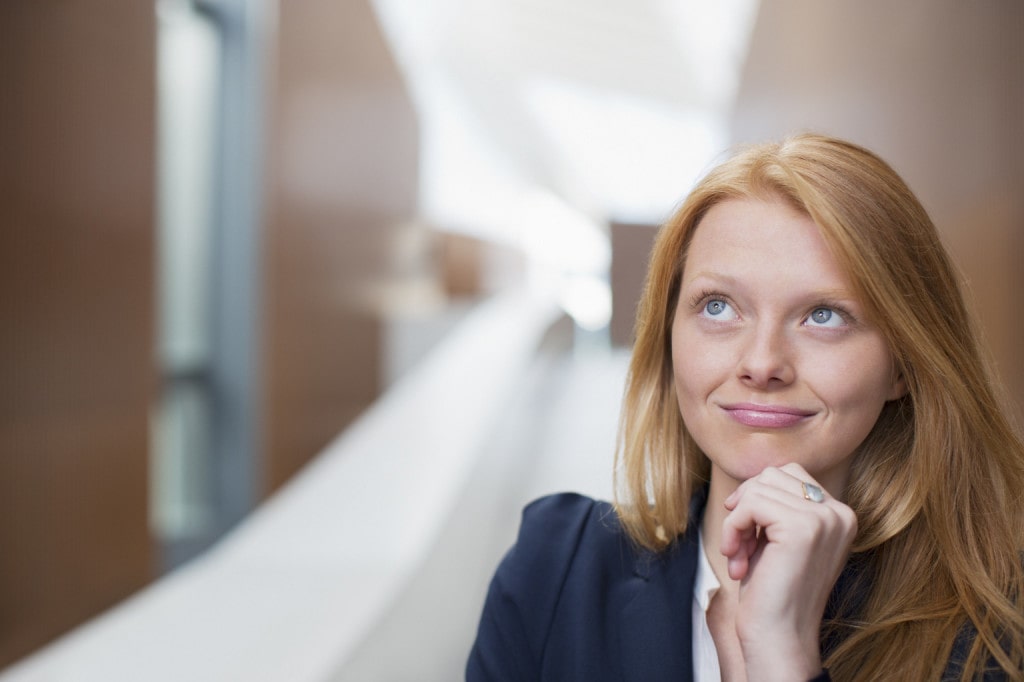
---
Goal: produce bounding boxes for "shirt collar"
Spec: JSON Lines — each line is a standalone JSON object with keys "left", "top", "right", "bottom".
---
{"left": 694, "top": 526, "right": 721, "bottom": 613}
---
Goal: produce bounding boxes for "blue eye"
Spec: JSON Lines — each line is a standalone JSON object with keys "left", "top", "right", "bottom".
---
{"left": 705, "top": 300, "right": 727, "bottom": 316}
{"left": 806, "top": 307, "right": 843, "bottom": 328}
{"left": 701, "top": 298, "right": 737, "bottom": 320}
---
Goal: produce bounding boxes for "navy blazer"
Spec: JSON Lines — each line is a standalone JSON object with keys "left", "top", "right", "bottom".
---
{"left": 467, "top": 492, "right": 704, "bottom": 681}
{"left": 466, "top": 493, "right": 999, "bottom": 681}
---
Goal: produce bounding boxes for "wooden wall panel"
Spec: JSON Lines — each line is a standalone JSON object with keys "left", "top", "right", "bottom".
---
{"left": 730, "top": 1, "right": 1024, "bottom": 412}
{"left": 261, "top": 1, "right": 419, "bottom": 493}
{"left": 610, "top": 222, "right": 658, "bottom": 348}
{"left": 0, "top": 3, "right": 155, "bottom": 668}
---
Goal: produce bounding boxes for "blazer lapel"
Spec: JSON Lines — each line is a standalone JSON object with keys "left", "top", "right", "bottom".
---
{"left": 618, "top": 527, "right": 700, "bottom": 682}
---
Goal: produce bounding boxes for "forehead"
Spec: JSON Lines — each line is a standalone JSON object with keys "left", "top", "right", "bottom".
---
{"left": 683, "top": 196, "right": 852, "bottom": 291}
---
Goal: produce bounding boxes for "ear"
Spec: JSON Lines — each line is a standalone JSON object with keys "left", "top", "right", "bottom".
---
{"left": 887, "top": 370, "right": 908, "bottom": 401}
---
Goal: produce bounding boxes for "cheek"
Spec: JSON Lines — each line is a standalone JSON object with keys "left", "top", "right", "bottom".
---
{"left": 836, "top": 376, "right": 893, "bottom": 425}
{"left": 815, "top": 345, "right": 895, "bottom": 423}
{"left": 671, "top": 329, "right": 729, "bottom": 403}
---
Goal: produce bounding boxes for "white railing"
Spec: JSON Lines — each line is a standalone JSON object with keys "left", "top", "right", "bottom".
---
{"left": 1, "top": 289, "right": 562, "bottom": 682}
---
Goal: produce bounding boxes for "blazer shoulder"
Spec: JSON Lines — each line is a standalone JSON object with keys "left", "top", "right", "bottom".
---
{"left": 521, "top": 492, "right": 618, "bottom": 542}
{"left": 505, "top": 492, "right": 624, "bottom": 592}
{"left": 467, "top": 493, "right": 627, "bottom": 680}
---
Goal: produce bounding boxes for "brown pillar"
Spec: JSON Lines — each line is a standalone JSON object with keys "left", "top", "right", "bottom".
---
{"left": 261, "top": 0, "right": 420, "bottom": 493}
{"left": 0, "top": 3, "right": 156, "bottom": 667}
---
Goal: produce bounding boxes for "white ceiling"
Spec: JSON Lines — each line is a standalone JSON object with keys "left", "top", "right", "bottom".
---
{"left": 370, "top": 0, "right": 760, "bottom": 310}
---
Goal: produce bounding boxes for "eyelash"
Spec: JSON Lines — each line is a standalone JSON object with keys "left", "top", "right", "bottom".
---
{"left": 688, "top": 289, "right": 857, "bottom": 325}
{"left": 689, "top": 288, "right": 731, "bottom": 312}
{"left": 810, "top": 299, "right": 856, "bottom": 325}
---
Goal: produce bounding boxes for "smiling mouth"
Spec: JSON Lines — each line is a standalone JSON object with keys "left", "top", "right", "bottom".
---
{"left": 721, "top": 403, "right": 816, "bottom": 428}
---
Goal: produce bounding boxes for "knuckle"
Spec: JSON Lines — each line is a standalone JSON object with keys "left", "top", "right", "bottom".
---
{"left": 780, "top": 461, "right": 808, "bottom": 477}
{"left": 841, "top": 506, "right": 859, "bottom": 534}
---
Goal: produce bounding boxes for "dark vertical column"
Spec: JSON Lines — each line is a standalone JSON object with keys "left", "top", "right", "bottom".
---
{"left": 0, "top": 2, "right": 156, "bottom": 667}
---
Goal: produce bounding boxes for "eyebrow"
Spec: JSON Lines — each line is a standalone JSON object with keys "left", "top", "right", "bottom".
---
{"left": 682, "top": 272, "right": 858, "bottom": 302}
{"left": 683, "top": 271, "right": 738, "bottom": 286}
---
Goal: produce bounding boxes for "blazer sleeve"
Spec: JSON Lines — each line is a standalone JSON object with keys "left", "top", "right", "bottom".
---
{"left": 466, "top": 493, "right": 598, "bottom": 682}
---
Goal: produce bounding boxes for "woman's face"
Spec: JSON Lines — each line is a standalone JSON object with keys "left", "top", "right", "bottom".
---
{"left": 671, "top": 196, "right": 905, "bottom": 496}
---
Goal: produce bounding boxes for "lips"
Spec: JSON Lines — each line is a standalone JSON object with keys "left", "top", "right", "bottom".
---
{"left": 721, "top": 402, "right": 816, "bottom": 428}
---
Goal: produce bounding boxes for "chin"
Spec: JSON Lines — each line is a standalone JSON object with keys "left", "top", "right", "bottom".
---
{"left": 713, "top": 451, "right": 799, "bottom": 482}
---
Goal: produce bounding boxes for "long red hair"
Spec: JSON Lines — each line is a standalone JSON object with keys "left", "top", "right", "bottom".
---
{"left": 614, "top": 133, "right": 1024, "bottom": 680}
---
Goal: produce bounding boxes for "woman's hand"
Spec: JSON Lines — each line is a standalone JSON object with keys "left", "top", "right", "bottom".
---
{"left": 720, "top": 463, "right": 857, "bottom": 681}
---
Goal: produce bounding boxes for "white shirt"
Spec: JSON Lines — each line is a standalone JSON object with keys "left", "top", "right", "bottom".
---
{"left": 693, "top": 528, "right": 723, "bottom": 681}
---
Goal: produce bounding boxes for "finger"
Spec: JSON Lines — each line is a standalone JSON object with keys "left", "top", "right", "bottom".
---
{"left": 724, "top": 476, "right": 825, "bottom": 538}
{"left": 721, "top": 482, "right": 847, "bottom": 568}
{"left": 724, "top": 466, "right": 809, "bottom": 511}
{"left": 731, "top": 485, "right": 847, "bottom": 544}
{"left": 723, "top": 487, "right": 858, "bottom": 591}
{"left": 720, "top": 499, "right": 761, "bottom": 557}
{"left": 727, "top": 529, "right": 761, "bottom": 581}
{"left": 775, "top": 463, "right": 833, "bottom": 500}
{"left": 735, "top": 475, "right": 857, "bottom": 546}
{"left": 737, "top": 465, "right": 830, "bottom": 506}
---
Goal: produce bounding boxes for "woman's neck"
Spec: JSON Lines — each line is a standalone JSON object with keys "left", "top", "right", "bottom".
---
{"left": 701, "top": 466, "right": 742, "bottom": 592}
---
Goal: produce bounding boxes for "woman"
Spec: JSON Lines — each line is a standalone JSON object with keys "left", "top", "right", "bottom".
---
{"left": 467, "top": 134, "right": 1024, "bottom": 681}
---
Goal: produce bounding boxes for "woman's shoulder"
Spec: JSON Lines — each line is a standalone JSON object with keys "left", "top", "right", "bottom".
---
{"left": 501, "top": 492, "right": 628, "bottom": 582}
{"left": 467, "top": 493, "right": 641, "bottom": 679}
{"left": 468, "top": 491, "right": 700, "bottom": 675}
{"left": 519, "top": 492, "right": 618, "bottom": 538}
{"left": 482, "top": 492, "right": 643, "bottom": 626}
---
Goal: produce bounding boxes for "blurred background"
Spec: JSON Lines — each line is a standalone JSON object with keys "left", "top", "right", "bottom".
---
{"left": 1, "top": 1, "right": 1021, "bottom": 680}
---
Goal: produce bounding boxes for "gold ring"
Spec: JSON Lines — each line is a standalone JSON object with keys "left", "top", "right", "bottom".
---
{"left": 801, "top": 481, "right": 825, "bottom": 503}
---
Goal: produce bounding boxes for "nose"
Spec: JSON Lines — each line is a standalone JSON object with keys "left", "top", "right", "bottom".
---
{"left": 737, "top": 321, "right": 795, "bottom": 388}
